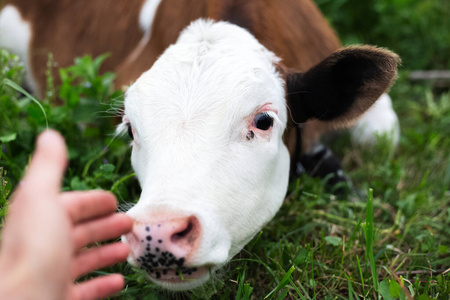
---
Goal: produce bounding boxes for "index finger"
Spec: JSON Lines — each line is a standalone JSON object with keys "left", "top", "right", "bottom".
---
{"left": 19, "top": 130, "right": 68, "bottom": 199}
{"left": 60, "top": 190, "right": 118, "bottom": 223}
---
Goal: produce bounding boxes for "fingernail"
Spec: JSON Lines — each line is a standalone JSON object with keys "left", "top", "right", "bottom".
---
{"left": 37, "top": 130, "right": 54, "bottom": 148}
{"left": 37, "top": 130, "right": 65, "bottom": 150}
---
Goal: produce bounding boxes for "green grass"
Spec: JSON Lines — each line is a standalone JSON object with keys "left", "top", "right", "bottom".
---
{"left": 0, "top": 46, "right": 449, "bottom": 299}
{"left": 315, "top": 0, "right": 450, "bottom": 70}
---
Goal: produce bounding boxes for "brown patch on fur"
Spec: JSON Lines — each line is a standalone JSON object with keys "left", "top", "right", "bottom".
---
{"left": 117, "top": 0, "right": 341, "bottom": 89}
{"left": 256, "top": 0, "right": 341, "bottom": 71}
{"left": 9, "top": 0, "right": 341, "bottom": 93}
{"left": 300, "top": 120, "right": 330, "bottom": 152}
{"left": 5, "top": 0, "right": 146, "bottom": 97}
{"left": 283, "top": 125, "right": 297, "bottom": 159}
{"left": 209, "top": 0, "right": 258, "bottom": 33}
{"left": 207, "top": 0, "right": 341, "bottom": 72}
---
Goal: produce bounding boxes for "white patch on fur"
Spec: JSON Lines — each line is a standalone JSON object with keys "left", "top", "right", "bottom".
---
{"left": 0, "top": 5, "right": 38, "bottom": 93}
{"left": 124, "top": 0, "right": 163, "bottom": 64}
{"left": 139, "top": 0, "right": 163, "bottom": 34}
{"left": 350, "top": 93, "right": 400, "bottom": 147}
{"left": 120, "top": 20, "right": 289, "bottom": 290}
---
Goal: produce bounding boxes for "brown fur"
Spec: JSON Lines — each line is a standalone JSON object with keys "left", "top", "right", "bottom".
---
{"left": 117, "top": 0, "right": 341, "bottom": 86}
{"left": 6, "top": 0, "right": 356, "bottom": 154}
{"left": 116, "top": 0, "right": 208, "bottom": 87}
{"left": 116, "top": 0, "right": 342, "bottom": 154}
{"left": 5, "top": 0, "right": 146, "bottom": 96}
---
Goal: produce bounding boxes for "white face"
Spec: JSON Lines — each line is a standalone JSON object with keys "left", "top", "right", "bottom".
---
{"left": 119, "top": 20, "right": 290, "bottom": 290}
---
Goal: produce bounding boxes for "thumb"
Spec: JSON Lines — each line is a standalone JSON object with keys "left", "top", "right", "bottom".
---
{"left": 19, "top": 130, "right": 68, "bottom": 199}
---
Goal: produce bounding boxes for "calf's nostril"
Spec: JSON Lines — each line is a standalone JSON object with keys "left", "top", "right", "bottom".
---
{"left": 170, "top": 217, "right": 196, "bottom": 244}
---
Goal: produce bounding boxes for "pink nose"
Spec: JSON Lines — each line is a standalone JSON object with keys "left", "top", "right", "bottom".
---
{"left": 124, "top": 214, "right": 202, "bottom": 280}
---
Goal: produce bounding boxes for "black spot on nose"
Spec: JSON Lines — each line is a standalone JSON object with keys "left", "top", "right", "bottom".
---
{"left": 146, "top": 226, "right": 150, "bottom": 232}
{"left": 176, "top": 258, "right": 185, "bottom": 267}
{"left": 146, "top": 236, "right": 152, "bottom": 241}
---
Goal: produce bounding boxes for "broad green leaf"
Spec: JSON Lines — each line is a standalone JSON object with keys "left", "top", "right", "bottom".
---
{"left": 70, "top": 176, "right": 90, "bottom": 191}
{"left": 437, "top": 245, "right": 449, "bottom": 254}
{"left": 389, "top": 280, "right": 402, "bottom": 298}
{"left": 379, "top": 280, "right": 394, "bottom": 300}
{"left": 0, "top": 133, "right": 17, "bottom": 143}
{"left": 325, "top": 236, "right": 342, "bottom": 246}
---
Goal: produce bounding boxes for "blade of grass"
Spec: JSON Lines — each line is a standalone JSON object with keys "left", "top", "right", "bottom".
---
{"left": 110, "top": 172, "right": 136, "bottom": 194}
{"left": 345, "top": 274, "right": 355, "bottom": 300}
{"left": 264, "top": 265, "right": 295, "bottom": 299}
{"left": 243, "top": 283, "right": 253, "bottom": 300}
{"left": 3, "top": 78, "right": 48, "bottom": 129}
{"left": 362, "top": 188, "right": 379, "bottom": 292}
{"left": 288, "top": 277, "right": 307, "bottom": 300}
{"left": 236, "top": 269, "right": 246, "bottom": 300}
{"left": 356, "top": 255, "right": 365, "bottom": 295}
{"left": 82, "top": 147, "right": 108, "bottom": 178}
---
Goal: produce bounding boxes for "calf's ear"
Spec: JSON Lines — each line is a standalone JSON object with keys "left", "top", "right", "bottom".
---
{"left": 286, "top": 45, "right": 400, "bottom": 126}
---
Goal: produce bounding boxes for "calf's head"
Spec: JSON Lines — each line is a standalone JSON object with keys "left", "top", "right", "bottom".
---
{"left": 118, "top": 20, "right": 399, "bottom": 290}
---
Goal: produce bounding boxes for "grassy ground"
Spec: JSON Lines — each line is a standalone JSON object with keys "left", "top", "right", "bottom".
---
{"left": 0, "top": 49, "right": 449, "bottom": 299}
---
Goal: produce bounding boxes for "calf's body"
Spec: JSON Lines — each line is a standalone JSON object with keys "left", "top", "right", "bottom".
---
{"left": 0, "top": 0, "right": 400, "bottom": 290}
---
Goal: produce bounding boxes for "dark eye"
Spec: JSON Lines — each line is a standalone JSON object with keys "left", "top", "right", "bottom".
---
{"left": 253, "top": 112, "right": 274, "bottom": 130}
{"left": 127, "top": 124, "right": 134, "bottom": 139}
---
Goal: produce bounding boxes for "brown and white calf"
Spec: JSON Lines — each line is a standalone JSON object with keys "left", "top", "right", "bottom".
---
{"left": 0, "top": 0, "right": 399, "bottom": 290}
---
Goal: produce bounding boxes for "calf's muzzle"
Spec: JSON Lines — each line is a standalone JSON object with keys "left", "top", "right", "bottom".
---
{"left": 123, "top": 213, "right": 207, "bottom": 282}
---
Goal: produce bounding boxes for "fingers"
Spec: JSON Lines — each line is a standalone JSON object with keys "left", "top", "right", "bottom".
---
{"left": 72, "top": 243, "right": 129, "bottom": 279}
{"left": 17, "top": 130, "right": 68, "bottom": 200}
{"left": 60, "top": 191, "right": 118, "bottom": 223}
{"left": 69, "top": 274, "right": 124, "bottom": 300}
{"left": 73, "top": 213, "right": 133, "bottom": 249}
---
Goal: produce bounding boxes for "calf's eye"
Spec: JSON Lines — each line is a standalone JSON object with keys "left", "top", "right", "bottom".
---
{"left": 127, "top": 124, "right": 134, "bottom": 140}
{"left": 253, "top": 112, "right": 274, "bottom": 130}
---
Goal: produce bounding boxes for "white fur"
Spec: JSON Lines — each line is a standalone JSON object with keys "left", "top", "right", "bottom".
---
{"left": 0, "top": 5, "right": 38, "bottom": 93}
{"left": 139, "top": 0, "right": 162, "bottom": 34}
{"left": 350, "top": 93, "right": 400, "bottom": 147}
{"left": 120, "top": 20, "right": 290, "bottom": 290}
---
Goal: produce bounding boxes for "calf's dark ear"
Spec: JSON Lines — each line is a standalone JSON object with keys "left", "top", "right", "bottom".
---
{"left": 286, "top": 45, "right": 400, "bottom": 125}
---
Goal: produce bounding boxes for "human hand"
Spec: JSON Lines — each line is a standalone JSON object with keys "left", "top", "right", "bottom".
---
{"left": 0, "top": 130, "right": 133, "bottom": 300}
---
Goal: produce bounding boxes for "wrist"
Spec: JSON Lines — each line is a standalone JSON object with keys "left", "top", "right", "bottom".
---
{"left": 0, "top": 256, "right": 65, "bottom": 300}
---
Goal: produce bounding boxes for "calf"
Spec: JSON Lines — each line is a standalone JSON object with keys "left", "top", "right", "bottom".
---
{"left": 0, "top": 0, "right": 399, "bottom": 290}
